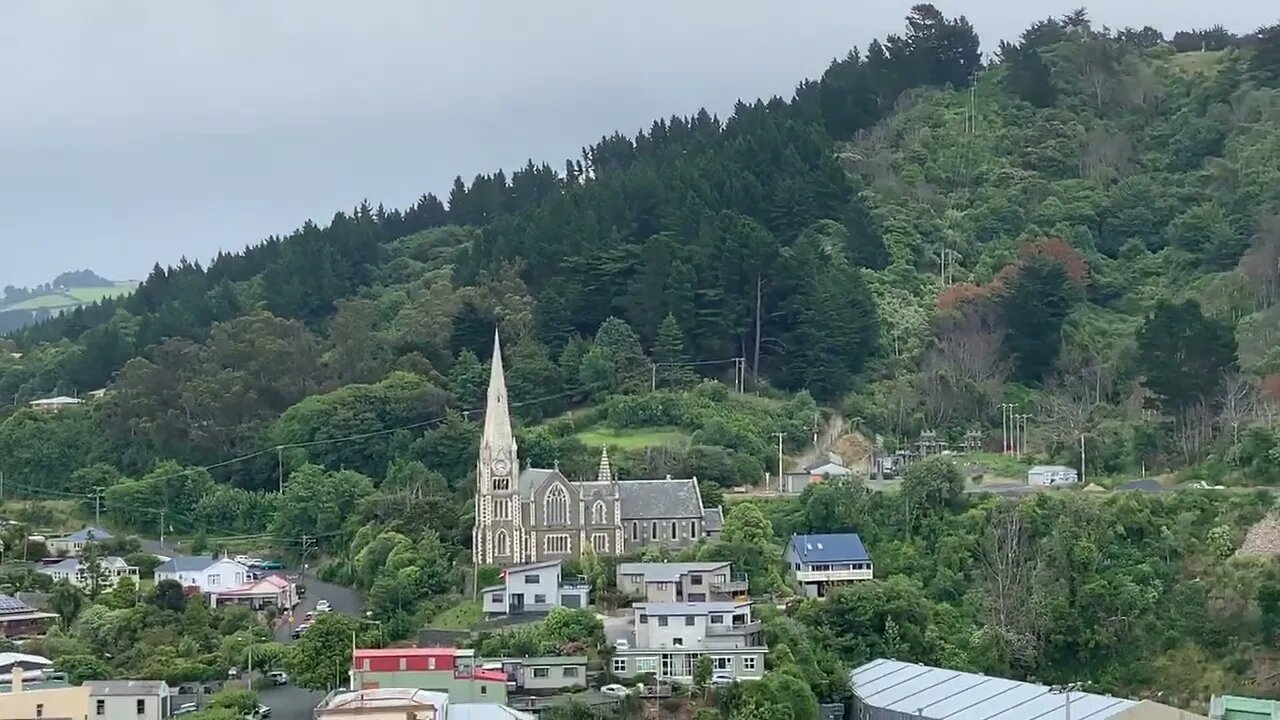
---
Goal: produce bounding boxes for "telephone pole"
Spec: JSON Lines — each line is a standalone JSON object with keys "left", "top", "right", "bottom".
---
{"left": 773, "top": 432, "right": 785, "bottom": 493}
{"left": 90, "top": 486, "right": 106, "bottom": 527}
{"left": 277, "top": 446, "right": 285, "bottom": 494}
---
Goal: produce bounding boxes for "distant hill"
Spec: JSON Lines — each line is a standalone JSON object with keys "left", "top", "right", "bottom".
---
{"left": 0, "top": 270, "right": 136, "bottom": 334}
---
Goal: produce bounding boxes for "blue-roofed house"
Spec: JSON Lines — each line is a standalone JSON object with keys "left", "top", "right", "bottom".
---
{"left": 47, "top": 526, "right": 113, "bottom": 557}
{"left": 786, "top": 532, "right": 872, "bottom": 598}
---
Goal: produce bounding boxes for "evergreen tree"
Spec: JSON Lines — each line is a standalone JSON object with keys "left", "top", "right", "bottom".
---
{"left": 1137, "top": 299, "right": 1238, "bottom": 414}
{"left": 579, "top": 317, "right": 649, "bottom": 399}
{"left": 448, "top": 350, "right": 487, "bottom": 408}
{"left": 999, "top": 258, "right": 1080, "bottom": 383}
{"left": 653, "top": 314, "right": 697, "bottom": 389}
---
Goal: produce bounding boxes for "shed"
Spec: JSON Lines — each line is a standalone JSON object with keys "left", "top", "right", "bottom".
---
{"left": 1027, "top": 465, "right": 1079, "bottom": 487}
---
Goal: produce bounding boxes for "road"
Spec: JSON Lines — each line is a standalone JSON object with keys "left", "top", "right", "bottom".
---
{"left": 136, "top": 537, "right": 363, "bottom": 720}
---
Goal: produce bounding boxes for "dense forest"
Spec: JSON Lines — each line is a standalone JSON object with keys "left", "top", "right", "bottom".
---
{"left": 3, "top": 6, "right": 1280, "bottom": 712}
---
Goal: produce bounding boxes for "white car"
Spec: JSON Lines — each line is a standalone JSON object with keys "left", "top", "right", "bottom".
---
{"left": 711, "top": 673, "right": 735, "bottom": 687}
{"left": 315, "top": 600, "right": 332, "bottom": 613}
{"left": 600, "top": 684, "right": 629, "bottom": 698}
{"left": 613, "top": 638, "right": 630, "bottom": 651}
{"left": 234, "top": 555, "right": 254, "bottom": 566}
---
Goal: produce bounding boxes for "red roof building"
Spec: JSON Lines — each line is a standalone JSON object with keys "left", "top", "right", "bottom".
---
{"left": 351, "top": 648, "right": 507, "bottom": 704}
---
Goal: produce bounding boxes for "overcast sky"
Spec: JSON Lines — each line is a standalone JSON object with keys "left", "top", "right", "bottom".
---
{"left": 0, "top": 2, "right": 1272, "bottom": 288}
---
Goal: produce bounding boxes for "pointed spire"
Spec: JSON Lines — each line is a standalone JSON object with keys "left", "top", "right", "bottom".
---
{"left": 481, "top": 330, "right": 516, "bottom": 455}
{"left": 597, "top": 446, "right": 613, "bottom": 483}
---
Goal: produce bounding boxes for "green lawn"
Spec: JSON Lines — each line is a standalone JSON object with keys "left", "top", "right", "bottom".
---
{"left": 574, "top": 426, "right": 690, "bottom": 450}
{"left": 429, "top": 601, "right": 482, "bottom": 629}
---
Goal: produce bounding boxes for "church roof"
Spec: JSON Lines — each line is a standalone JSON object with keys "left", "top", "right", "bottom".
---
{"left": 481, "top": 331, "right": 516, "bottom": 458}
{"left": 618, "top": 478, "right": 703, "bottom": 519}
{"left": 518, "top": 467, "right": 557, "bottom": 496}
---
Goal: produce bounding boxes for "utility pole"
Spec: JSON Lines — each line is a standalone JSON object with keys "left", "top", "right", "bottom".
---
{"left": 91, "top": 486, "right": 106, "bottom": 527}
{"left": 277, "top": 446, "right": 285, "bottom": 494}
{"left": 1, "top": 471, "right": 4, "bottom": 502}
{"left": 300, "top": 535, "right": 316, "bottom": 582}
{"left": 999, "top": 404, "right": 1012, "bottom": 455}
{"left": 1080, "top": 434, "right": 1087, "bottom": 486}
{"left": 650, "top": 364, "right": 657, "bottom": 392}
{"left": 159, "top": 510, "right": 166, "bottom": 550}
{"left": 773, "top": 432, "right": 785, "bottom": 493}
{"left": 1016, "top": 414, "right": 1031, "bottom": 458}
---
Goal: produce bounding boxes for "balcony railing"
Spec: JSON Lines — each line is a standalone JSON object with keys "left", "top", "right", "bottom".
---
{"left": 794, "top": 567, "right": 873, "bottom": 583}
{"left": 707, "top": 620, "right": 761, "bottom": 636}
{"left": 559, "top": 574, "right": 591, "bottom": 590}
{"left": 709, "top": 573, "right": 749, "bottom": 593}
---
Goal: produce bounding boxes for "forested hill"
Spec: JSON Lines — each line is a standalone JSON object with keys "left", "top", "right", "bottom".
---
{"left": 3, "top": 8, "right": 1280, "bottom": 482}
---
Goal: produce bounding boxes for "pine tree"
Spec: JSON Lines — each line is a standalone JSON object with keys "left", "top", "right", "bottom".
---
{"left": 653, "top": 314, "right": 696, "bottom": 390}
{"left": 448, "top": 350, "right": 487, "bottom": 408}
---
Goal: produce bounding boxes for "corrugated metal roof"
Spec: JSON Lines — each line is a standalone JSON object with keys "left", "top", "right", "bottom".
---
{"left": 789, "top": 533, "right": 870, "bottom": 563}
{"left": 851, "top": 659, "right": 1138, "bottom": 720}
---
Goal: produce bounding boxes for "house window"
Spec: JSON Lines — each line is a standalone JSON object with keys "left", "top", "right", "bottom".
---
{"left": 525, "top": 574, "right": 541, "bottom": 584}
{"left": 563, "top": 666, "right": 580, "bottom": 678}
{"left": 36, "top": 704, "right": 44, "bottom": 718}
{"left": 592, "top": 533, "right": 609, "bottom": 553}
{"left": 494, "top": 529, "right": 510, "bottom": 556}
{"left": 658, "top": 616, "right": 668, "bottom": 627}
{"left": 636, "top": 657, "right": 659, "bottom": 674}
{"left": 544, "top": 535, "right": 571, "bottom": 554}
{"left": 710, "top": 615, "right": 724, "bottom": 624}
{"left": 592, "top": 501, "right": 607, "bottom": 524}
{"left": 670, "top": 522, "right": 677, "bottom": 540}
{"left": 612, "top": 658, "right": 628, "bottom": 674}
{"left": 685, "top": 616, "right": 695, "bottom": 626}
{"left": 651, "top": 521, "right": 657, "bottom": 538}
{"left": 428, "top": 657, "right": 437, "bottom": 670}
{"left": 495, "top": 498, "right": 511, "bottom": 520}
{"left": 481, "top": 686, "right": 487, "bottom": 695}
{"left": 137, "top": 698, "right": 146, "bottom": 714}
{"left": 714, "top": 574, "right": 726, "bottom": 584}
{"left": 713, "top": 656, "right": 733, "bottom": 671}
{"left": 656, "top": 582, "right": 670, "bottom": 590}
{"left": 639, "top": 613, "right": 648, "bottom": 624}
{"left": 690, "top": 521, "right": 698, "bottom": 537}
{"left": 545, "top": 485, "right": 569, "bottom": 525}
{"left": 672, "top": 637, "right": 684, "bottom": 647}
{"left": 532, "top": 667, "right": 550, "bottom": 678}
{"left": 743, "top": 656, "right": 758, "bottom": 671}
{"left": 631, "top": 522, "right": 638, "bottom": 541}
{"left": 534, "top": 594, "right": 547, "bottom": 604}
{"left": 208, "top": 574, "right": 220, "bottom": 587}
{"left": 96, "top": 699, "right": 105, "bottom": 716}
{"left": 491, "top": 593, "right": 504, "bottom": 604}
{"left": 690, "top": 574, "right": 703, "bottom": 586}
{"left": 494, "top": 475, "right": 511, "bottom": 491}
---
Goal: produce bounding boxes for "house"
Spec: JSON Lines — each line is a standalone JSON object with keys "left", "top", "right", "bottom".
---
{"left": 0, "top": 669, "right": 91, "bottom": 720}
{"left": 85, "top": 680, "right": 171, "bottom": 720}
{"left": 0, "top": 596, "right": 57, "bottom": 639}
{"left": 46, "top": 526, "right": 112, "bottom": 557}
{"left": 480, "top": 560, "right": 590, "bottom": 618}
{"left": 782, "top": 453, "right": 853, "bottom": 493}
{"left": 350, "top": 648, "right": 508, "bottom": 704}
{"left": 0, "top": 652, "right": 53, "bottom": 680}
{"left": 489, "top": 656, "right": 589, "bottom": 693}
{"left": 1027, "top": 464, "right": 1079, "bottom": 486}
{"left": 315, "top": 687, "right": 535, "bottom": 720}
{"left": 1210, "top": 694, "right": 1280, "bottom": 719}
{"left": 27, "top": 396, "right": 83, "bottom": 414}
{"left": 209, "top": 575, "right": 297, "bottom": 610}
{"left": 702, "top": 507, "right": 724, "bottom": 540}
{"left": 786, "top": 533, "right": 873, "bottom": 598}
{"left": 473, "top": 334, "right": 714, "bottom": 566}
{"left": 851, "top": 658, "right": 1204, "bottom": 720}
{"left": 153, "top": 555, "right": 249, "bottom": 595}
{"left": 612, "top": 601, "right": 767, "bottom": 682}
{"left": 38, "top": 556, "right": 138, "bottom": 592}
{"left": 615, "top": 562, "right": 747, "bottom": 603}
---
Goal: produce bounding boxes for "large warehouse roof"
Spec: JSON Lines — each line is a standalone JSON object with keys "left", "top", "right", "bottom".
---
{"left": 851, "top": 659, "right": 1138, "bottom": 720}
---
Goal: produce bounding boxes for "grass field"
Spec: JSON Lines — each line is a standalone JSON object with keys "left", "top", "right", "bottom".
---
{"left": 574, "top": 426, "right": 691, "bottom": 450}
{"left": 429, "top": 601, "right": 482, "bottom": 629}
{"left": 1167, "top": 49, "right": 1225, "bottom": 75}
{"left": 2, "top": 281, "right": 136, "bottom": 312}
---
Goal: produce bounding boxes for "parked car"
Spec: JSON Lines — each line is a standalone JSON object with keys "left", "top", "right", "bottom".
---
{"left": 710, "top": 673, "right": 735, "bottom": 687}
{"left": 267, "top": 671, "right": 289, "bottom": 686}
{"left": 613, "top": 638, "right": 630, "bottom": 651}
{"left": 601, "top": 684, "right": 629, "bottom": 698}
{"left": 256, "top": 704, "right": 272, "bottom": 718}
{"left": 259, "top": 560, "right": 284, "bottom": 570}
{"left": 290, "top": 623, "right": 310, "bottom": 640}
{"left": 303, "top": 611, "right": 315, "bottom": 622}
{"left": 296, "top": 584, "right": 307, "bottom": 597}
{"left": 233, "top": 555, "right": 254, "bottom": 566}
{"left": 315, "top": 599, "right": 332, "bottom": 612}
{"left": 227, "top": 667, "right": 239, "bottom": 679}
{"left": 173, "top": 703, "right": 199, "bottom": 716}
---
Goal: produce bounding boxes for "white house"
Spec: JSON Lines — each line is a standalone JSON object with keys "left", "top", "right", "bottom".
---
{"left": 210, "top": 575, "right": 297, "bottom": 610}
{"left": 46, "top": 526, "right": 113, "bottom": 557}
{"left": 38, "top": 556, "right": 138, "bottom": 591}
{"left": 1027, "top": 465, "right": 1079, "bottom": 486}
{"left": 85, "top": 680, "right": 171, "bottom": 720}
{"left": 615, "top": 561, "right": 748, "bottom": 603}
{"left": 782, "top": 453, "right": 853, "bottom": 493}
{"left": 480, "top": 560, "right": 590, "bottom": 617}
{"left": 786, "top": 533, "right": 873, "bottom": 598}
{"left": 611, "top": 600, "right": 766, "bottom": 682}
{"left": 27, "top": 396, "right": 83, "bottom": 414}
{"left": 154, "top": 556, "right": 249, "bottom": 594}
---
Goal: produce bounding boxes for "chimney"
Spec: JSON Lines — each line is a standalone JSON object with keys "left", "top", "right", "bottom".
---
{"left": 11, "top": 666, "right": 22, "bottom": 693}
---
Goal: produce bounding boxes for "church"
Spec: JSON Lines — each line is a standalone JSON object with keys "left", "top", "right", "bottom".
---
{"left": 472, "top": 333, "right": 722, "bottom": 566}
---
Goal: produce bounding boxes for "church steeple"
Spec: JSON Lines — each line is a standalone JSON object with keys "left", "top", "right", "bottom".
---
{"left": 481, "top": 329, "right": 516, "bottom": 457}
{"left": 597, "top": 446, "right": 614, "bottom": 483}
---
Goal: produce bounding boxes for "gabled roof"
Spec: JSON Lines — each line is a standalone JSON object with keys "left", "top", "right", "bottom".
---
{"left": 518, "top": 467, "right": 559, "bottom": 497}
{"left": 503, "top": 559, "right": 561, "bottom": 576}
{"left": 851, "top": 658, "right": 1139, "bottom": 720}
{"left": 618, "top": 478, "right": 703, "bottom": 519}
{"left": 789, "top": 533, "right": 869, "bottom": 564}
{"left": 54, "top": 526, "right": 113, "bottom": 542}
{"left": 703, "top": 507, "right": 724, "bottom": 532}
{"left": 156, "top": 555, "right": 243, "bottom": 574}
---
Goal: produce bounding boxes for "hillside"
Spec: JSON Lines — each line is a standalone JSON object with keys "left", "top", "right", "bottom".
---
{"left": 0, "top": 270, "right": 136, "bottom": 334}
{"left": 2, "top": 8, "right": 1280, "bottom": 710}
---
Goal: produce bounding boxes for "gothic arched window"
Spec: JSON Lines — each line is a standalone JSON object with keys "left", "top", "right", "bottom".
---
{"left": 545, "top": 485, "right": 569, "bottom": 525}
{"left": 592, "top": 501, "right": 607, "bottom": 524}
{"left": 494, "top": 529, "right": 510, "bottom": 556}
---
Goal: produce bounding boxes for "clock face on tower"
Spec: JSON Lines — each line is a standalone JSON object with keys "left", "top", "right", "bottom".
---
{"left": 492, "top": 458, "right": 510, "bottom": 476}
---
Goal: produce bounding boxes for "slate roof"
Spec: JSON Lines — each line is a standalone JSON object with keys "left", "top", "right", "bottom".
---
{"left": 55, "top": 526, "right": 112, "bottom": 542}
{"left": 85, "top": 680, "right": 168, "bottom": 696}
{"left": 618, "top": 478, "right": 703, "bottom": 519}
{"left": 635, "top": 600, "right": 751, "bottom": 615}
{"left": 518, "top": 468, "right": 557, "bottom": 497}
{"left": 788, "top": 533, "right": 870, "bottom": 564}
{"left": 155, "top": 555, "right": 225, "bottom": 573}
{"left": 617, "top": 561, "right": 731, "bottom": 583}
{"left": 851, "top": 658, "right": 1138, "bottom": 720}
{"left": 703, "top": 507, "right": 724, "bottom": 533}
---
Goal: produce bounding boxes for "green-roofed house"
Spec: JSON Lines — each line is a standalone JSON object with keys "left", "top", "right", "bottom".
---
{"left": 1211, "top": 695, "right": 1280, "bottom": 719}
